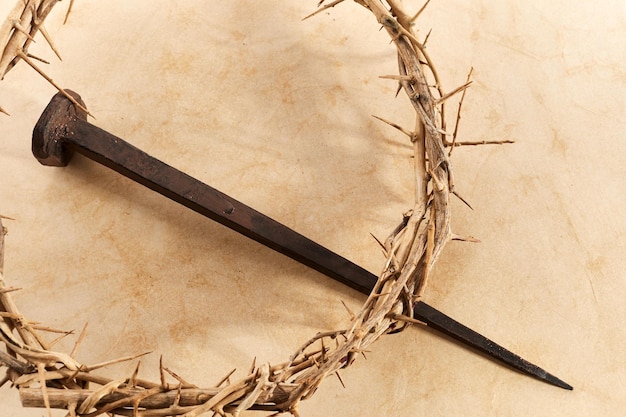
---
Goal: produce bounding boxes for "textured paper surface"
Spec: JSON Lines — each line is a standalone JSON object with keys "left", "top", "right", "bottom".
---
{"left": 1, "top": 1, "right": 625, "bottom": 416}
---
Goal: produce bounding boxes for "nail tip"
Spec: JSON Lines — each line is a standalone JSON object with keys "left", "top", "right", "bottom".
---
{"left": 544, "top": 372, "right": 573, "bottom": 390}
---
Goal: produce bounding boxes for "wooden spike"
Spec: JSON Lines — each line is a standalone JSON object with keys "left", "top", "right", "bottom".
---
{"left": 411, "top": 0, "right": 432, "bottom": 23}
{"left": 452, "top": 190, "right": 474, "bottom": 210}
{"left": 448, "top": 138, "right": 516, "bottom": 147}
{"left": 84, "top": 351, "right": 152, "bottom": 372}
{"left": 379, "top": 74, "right": 414, "bottom": 82}
{"left": 422, "top": 28, "right": 432, "bottom": 47}
{"left": 159, "top": 355, "right": 167, "bottom": 388}
{"left": 38, "top": 24, "right": 62, "bottom": 61}
{"left": 334, "top": 370, "right": 346, "bottom": 388}
{"left": 395, "top": 82, "right": 403, "bottom": 97}
{"left": 30, "top": 324, "right": 72, "bottom": 334}
{"left": 435, "top": 81, "right": 473, "bottom": 105}
{"left": 26, "top": 53, "right": 50, "bottom": 64}
{"left": 449, "top": 67, "right": 474, "bottom": 154}
{"left": 340, "top": 299, "right": 355, "bottom": 321}
{"left": 46, "top": 330, "right": 74, "bottom": 349}
{"left": 64, "top": 0, "right": 76, "bottom": 24}
{"left": 0, "top": 106, "right": 10, "bottom": 116}
{"left": 388, "top": 312, "right": 427, "bottom": 326}
{"left": 11, "top": 20, "right": 36, "bottom": 42}
{"left": 129, "top": 361, "right": 141, "bottom": 387}
{"left": 303, "top": 0, "right": 346, "bottom": 20}
{"left": 15, "top": 49, "right": 93, "bottom": 118}
{"left": 215, "top": 368, "right": 236, "bottom": 387}
{"left": 372, "top": 115, "right": 414, "bottom": 138}
{"left": 164, "top": 365, "right": 196, "bottom": 388}
{"left": 70, "top": 322, "right": 88, "bottom": 358}
{"left": 451, "top": 233, "right": 481, "bottom": 243}
{"left": 369, "top": 233, "right": 386, "bottom": 251}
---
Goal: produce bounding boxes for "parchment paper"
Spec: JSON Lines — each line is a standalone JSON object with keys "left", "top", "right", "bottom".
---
{"left": 1, "top": 1, "right": 625, "bottom": 416}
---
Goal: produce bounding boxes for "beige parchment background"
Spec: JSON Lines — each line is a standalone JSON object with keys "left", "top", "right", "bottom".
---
{"left": 1, "top": 1, "right": 625, "bottom": 416}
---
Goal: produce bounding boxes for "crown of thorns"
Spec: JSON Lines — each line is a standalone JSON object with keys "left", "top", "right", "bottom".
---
{"left": 0, "top": 1, "right": 510, "bottom": 416}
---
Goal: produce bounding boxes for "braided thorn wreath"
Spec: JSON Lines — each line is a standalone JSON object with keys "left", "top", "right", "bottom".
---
{"left": 1, "top": 1, "right": 510, "bottom": 416}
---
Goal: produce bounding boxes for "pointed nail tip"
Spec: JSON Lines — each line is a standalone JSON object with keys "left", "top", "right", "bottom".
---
{"left": 411, "top": 302, "right": 573, "bottom": 390}
{"left": 544, "top": 373, "right": 573, "bottom": 390}
{"left": 556, "top": 380, "right": 574, "bottom": 391}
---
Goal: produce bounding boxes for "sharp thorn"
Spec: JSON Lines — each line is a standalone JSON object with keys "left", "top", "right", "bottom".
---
{"left": 70, "top": 322, "right": 88, "bottom": 358}
{"left": 334, "top": 370, "right": 346, "bottom": 388}
{"left": 372, "top": 115, "right": 414, "bottom": 138}
{"left": 249, "top": 356, "right": 257, "bottom": 374}
{"left": 411, "top": 0, "right": 432, "bottom": 23}
{"left": 435, "top": 81, "right": 472, "bottom": 105}
{"left": 452, "top": 190, "right": 474, "bottom": 210}
{"left": 16, "top": 49, "right": 93, "bottom": 118}
{"left": 340, "top": 299, "right": 355, "bottom": 321}
{"left": 64, "top": 0, "right": 76, "bottom": 25}
{"left": 379, "top": 74, "right": 414, "bottom": 82}
{"left": 38, "top": 24, "right": 62, "bottom": 61}
{"left": 215, "top": 368, "right": 236, "bottom": 387}
{"left": 451, "top": 233, "right": 480, "bottom": 243}
{"left": 369, "top": 232, "right": 386, "bottom": 251}
{"left": 12, "top": 20, "right": 36, "bottom": 42}
{"left": 303, "top": 0, "right": 345, "bottom": 20}
{"left": 26, "top": 53, "right": 50, "bottom": 65}
{"left": 422, "top": 28, "right": 432, "bottom": 47}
